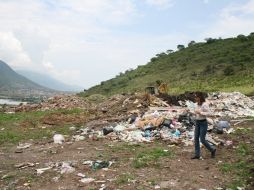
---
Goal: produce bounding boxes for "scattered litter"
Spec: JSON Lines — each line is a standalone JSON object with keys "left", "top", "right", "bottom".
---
{"left": 52, "top": 176, "right": 60, "bottom": 182}
{"left": 69, "top": 126, "right": 76, "bottom": 131}
{"left": 60, "top": 162, "right": 75, "bottom": 174}
{"left": 15, "top": 162, "right": 35, "bottom": 169}
{"left": 36, "top": 167, "right": 51, "bottom": 175}
{"left": 225, "top": 140, "right": 233, "bottom": 146}
{"left": 80, "top": 177, "right": 95, "bottom": 184}
{"left": 53, "top": 134, "right": 65, "bottom": 144}
{"left": 72, "top": 135, "right": 85, "bottom": 141}
{"left": 77, "top": 173, "right": 86, "bottom": 178}
{"left": 17, "top": 143, "right": 32, "bottom": 150}
{"left": 23, "top": 183, "right": 30, "bottom": 187}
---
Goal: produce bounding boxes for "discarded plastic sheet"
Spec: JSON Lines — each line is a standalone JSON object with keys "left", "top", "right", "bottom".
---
{"left": 36, "top": 167, "right": 51, "bottom": 175}
{"left": 53, "top": 134, "right": 65, "bottom": 144}
{"left": 80, "top": 178, "right": 95, "bottom": 184}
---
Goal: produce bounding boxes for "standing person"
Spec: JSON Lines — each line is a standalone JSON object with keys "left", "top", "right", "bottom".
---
{"left": 191, "top": 93, "right": 216, "bottom": 159}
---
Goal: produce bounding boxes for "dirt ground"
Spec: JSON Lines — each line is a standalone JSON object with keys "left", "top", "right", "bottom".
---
{"left": 0, "top": 120, "right": 253, "bottom": 190}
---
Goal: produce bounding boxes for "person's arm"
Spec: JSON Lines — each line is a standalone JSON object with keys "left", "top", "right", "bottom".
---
{"left": 199, "top": 103, "right": 212, "bottom": 116}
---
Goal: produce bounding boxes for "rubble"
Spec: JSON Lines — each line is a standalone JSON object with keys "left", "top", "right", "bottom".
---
{"left": 15, "top": 95, "right": 92, "bottom": 112}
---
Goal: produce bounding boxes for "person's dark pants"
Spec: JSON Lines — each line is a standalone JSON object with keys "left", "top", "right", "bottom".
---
{"left": 194, "top": 120, "right": 214, "bottom": 157}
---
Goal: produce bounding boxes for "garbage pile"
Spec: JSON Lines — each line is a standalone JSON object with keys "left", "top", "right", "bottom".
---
{"left": 207, "top": 92, "right": 254, "bottom": 118}
{"left": 15, "top": 95, "right": 92, "bottom": 112}
{"left": 97, "top": 92, "right": 254, "bottom": 144}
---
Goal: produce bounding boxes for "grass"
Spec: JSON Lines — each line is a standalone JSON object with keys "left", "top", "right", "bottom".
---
{"left": 220, "top": 126, "right": 254, "bottom": 190}
{"left": 109, "top": 143, "right": 145, "bottom": 153}
{"left": 115, "top": 173, "right": 135, "bottom": 185}
{"left": 237, "top": 143, "right": 252, "bottom": 156}
{"left": 0, "top": 108, "right": 89, "bottom": 145}
{"left": 132, "top": 148, "right": 173, "bottom": 168}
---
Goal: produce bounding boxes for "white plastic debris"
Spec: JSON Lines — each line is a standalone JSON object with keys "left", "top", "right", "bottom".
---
{"left": 60, "top": 162, "right": 75, "bottom": 174}
{"left": 53, "top": 134, "right": 65, "bottom": 144}
{"left": 36, "top": 167, "right": 51, "bottom": 175}
{"left": 77, "top": 173, "right": 86, "bottom": 178}
{"left": 69, "top": 126, "right": 76, "bottom": 131}
{"left": 80, "top": 177, "right": 95, "bottom": 184}
{"left": 82, "top": 160, "right": 93, "bottom": 166}
{"left": 17, "top": 143, "right": 32, "bottom": 149}
{"left": 114, "top": 124, "right": 126, "bottom": 132}
{"left": 52, "top": 176, "right": 60, "bottom": 182}
{"left": 73, "top": 135, "right": 85, "bottom": 141}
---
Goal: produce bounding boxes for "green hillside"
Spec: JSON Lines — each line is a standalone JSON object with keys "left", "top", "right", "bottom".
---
{"left": 82, "top": 33, "right": 254, "bottom": 96}
{"left": 0, "top": 60, "right": 55, "bottom": 98}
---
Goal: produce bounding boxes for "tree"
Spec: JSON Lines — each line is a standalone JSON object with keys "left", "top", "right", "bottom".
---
{"left": 156, "top": 52, "right": 167, "bottom": 57}
{"left": 177, "top": 44, "right": 185, "bottom": 50}
{"left": 248, "top": 32, "right": 254, "bottom": 39}
{"left": 205, "top": 38, "right": 217, "bottom": 44}
{"left": 237, "top": 34, "right": 247, "bottom": 41}
{"left": 150, "top": 57, "right": 157, "bottom": 62}
{"left": 166, "top": 49, "right": 174, "bottom": 54}
{"left": 188, "top": 40, "right": 196, "bottom": 47}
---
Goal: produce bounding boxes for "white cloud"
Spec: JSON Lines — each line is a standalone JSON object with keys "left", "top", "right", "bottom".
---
{"left": 203, "top": 0, "right": 254, "bottom": 38}
{"left": 42, "top": 61, "right": 81, "bottom": 85}
{"left": 203, "top": 0, "right": 209, "bottom": 4}
{"left": 51, "top": 0, "right": 138, "bottom": 25}
{"left": 0, "top": 0, "right": 140, "bottom": 87}
{"left": 145, "top": 0, "right": 174, "bottom": 9}
{"left": 0, "top": 32, "right": 33, "bottom": 68}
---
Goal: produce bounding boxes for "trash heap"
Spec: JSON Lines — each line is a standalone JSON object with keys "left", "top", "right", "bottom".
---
{"left": 15, "top": 95, "right": 92, "bottom": 112}
{"left": 99, "top": 92, "right": 254, "bottom": 145}
{"left": 208, "top": 92, "right": 254, "bottom": 118}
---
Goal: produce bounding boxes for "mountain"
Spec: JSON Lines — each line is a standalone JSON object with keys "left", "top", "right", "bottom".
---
{"left": 81, "top": 33, "right": 254, "bottom": 96}
{"left": 0, "top": 60, "right": 56, "bottom": 98}
{"left": 16, "top": 70, "right": 83, "bottom": 92}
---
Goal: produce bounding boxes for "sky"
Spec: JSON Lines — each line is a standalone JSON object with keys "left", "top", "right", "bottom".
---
{"left": 0, "top": 0, "right": 254, "bottom": 89}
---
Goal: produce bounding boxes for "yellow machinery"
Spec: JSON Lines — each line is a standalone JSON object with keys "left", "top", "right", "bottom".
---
{"left": 145, "top": 81, "right": 168, "bottom": 95}
{"left": 158, "top": 82, "right": 168, "bottom": 94}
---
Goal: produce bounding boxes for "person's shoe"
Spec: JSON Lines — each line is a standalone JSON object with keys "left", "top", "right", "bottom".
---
{"left": 211, "top": 148, "right": 216, "bottom": 158}
{"left": 191, "top": 155, "right": 200, "bottom": 159}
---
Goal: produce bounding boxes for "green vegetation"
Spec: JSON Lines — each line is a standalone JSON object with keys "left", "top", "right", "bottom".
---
{"left": 80, "top": 33, "right": 254, "bottom": 97}
{"left": 132, "top": 148, "right": 173, "bottom": 168}
{"left": 0, "top": 108, "right": 87, "bottom": 145}
{"left": 220, "top": 126, "right": 254, "bottom": 189}
{"left": 115, "top": 173, "right": 135, "bottom": 185}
